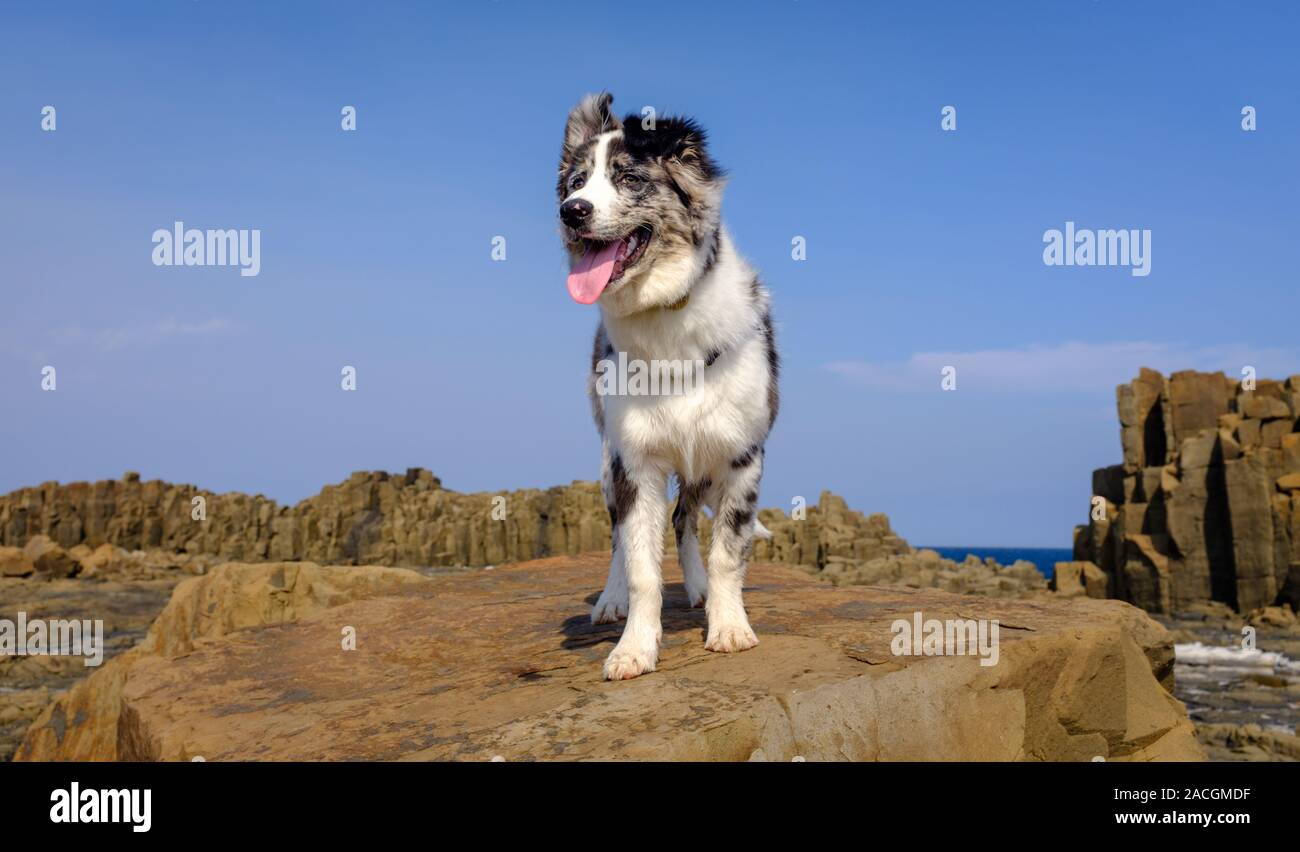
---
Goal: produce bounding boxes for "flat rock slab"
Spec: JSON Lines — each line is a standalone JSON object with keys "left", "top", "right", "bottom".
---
{"left": 19, "top": 555, "right": 1203, "bottom": 761}
{"left": 0, "top": 575, "right": 181, "bottom": 761}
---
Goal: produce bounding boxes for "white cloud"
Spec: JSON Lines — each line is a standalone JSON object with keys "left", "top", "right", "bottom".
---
{"left": 825, "top": 341, "right": 1300, "bottom": 393}
{"left": 51, "top": 317, "right": 231, "bottom": 352}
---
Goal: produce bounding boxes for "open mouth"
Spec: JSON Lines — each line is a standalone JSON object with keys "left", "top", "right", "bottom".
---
{"left": 567, "top": 226, "right": 653, "bottom": 305}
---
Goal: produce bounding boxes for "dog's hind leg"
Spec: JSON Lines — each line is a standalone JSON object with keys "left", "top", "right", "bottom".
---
{"left": 703, "top": 451, "right": 763, "bottom": 653}
{"left": 592, "top": 444, "right": 629, "bottom": 624}
{"left": 602, "top": 455, "right": 669, "bottom": 680}
{"left": 592, "top": 535, "right": 628, "bottom": 624}
{"left": 673, "top": 476, "right": 710, "bottom": 608}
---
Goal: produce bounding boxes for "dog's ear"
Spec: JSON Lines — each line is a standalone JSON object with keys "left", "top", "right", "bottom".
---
{"left": 562, "top": 92, "right": 622, "bottom": 156}
{"left": 623, "top": 115, "right": 724, "bottom": 203}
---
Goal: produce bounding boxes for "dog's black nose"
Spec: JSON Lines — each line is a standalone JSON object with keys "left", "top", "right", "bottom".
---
{"left": 560, "top": 198, "right": 593, "bottom": 229}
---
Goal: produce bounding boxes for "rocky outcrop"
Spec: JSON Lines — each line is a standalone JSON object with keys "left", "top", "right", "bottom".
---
{"left": 0, "top": 538, "right": 226, "bottom": 760}
{"left": 14, "top": 561, "right": 432, "bottom": 761}
{"left": 0, "top": 473, "right": 910, "bottom": 574}
{"left": 0, "top": 547, "right": 34, "bottom": 578}
{"left": 1051, "top": 561, "right": 1110, "bottom": 599}
{"left": 819, "top": 548, "right": 1049, "bottom": 598}
{"left": 2, "top": 481, "right": 1051, "bottom": 761}
{"left": 0, "top": 570, "right": 187, "bottom": 761}
{"left": 0, "top": 470, "right": 610, "bottom": 569}
{"left": 1196, "top": 723, "right": 1300, "bottom": 761}
{"left": 16, "top": 554, "right": 1203, "bottom": 762}
{"left": 1075, "top": 369, "right": 1300, "bottom": 614}
{"left": 0, "top": 472, "right": 1058, "bottom": 605}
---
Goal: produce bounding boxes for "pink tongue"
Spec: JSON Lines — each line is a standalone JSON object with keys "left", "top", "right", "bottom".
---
{"left": 567, "top": 241, "right": 622, "bottom": 304}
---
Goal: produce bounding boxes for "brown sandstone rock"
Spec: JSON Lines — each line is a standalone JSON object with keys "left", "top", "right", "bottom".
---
{"left": 1080, "top": 560, "right": 1111, "bottom": 598}
{"left": 1052, "top": 561, "right": 1109, "bottom": 599}
{"left": 1118, "top": 368, "right": 1169, "bottom": 470}
{"left": 1225, "top": 456, "right": 1279, "bottom": 611}
{"left": 1078, "top": 369, "right": 1299, "bottom": 615}
{"left": 1281, "top": 474, "right": 1300, "bottom": 493}
{"left": 1237, "top": 418, "right": 1263, "bottom": 449}
{"left": 1196, "top": 723, "right": 1300, "bottom": 762}
{"left": 14, "top": 561, "right": 432, "bottom": 761}
{"left": 1093, "top": 465, "right": 1126, "bottom": 507}
{"left": 1165, "top": 464, "right": 1217, "bottom": 609}
{"left": 1168, "top": 371, "right": 1230, "bottom": 447}
{"left": 1273, "top": 494, "right": 1294, "bottom": 596}
{"left": 1262, "top": 419, "right": 1293, "bottom": 449}
{"left": 1052, "top": 562, "right": 1086, "bottom": 597}
{"left": 0, "top": 573, "right": 184, "bottom": 760}
{"left": 817, "top": 548, "right": 1046, "bottom": 598}
{"left": 1247, "top": 605, "right": 1298, "bottom": 629}
{"left": 1284, "top": 434, "right": 1300, "bottom": 472}
{"left": 1122, "top": 533, "right": 1171, "bottom": 613}
{"left": 23, "top": 536, "right": 80, "bottom": 579}
{"left": 1179, "top": 432, "right": 1220, "bottom": 471}
{"left": 1217, "top": 429, "right": 1243, "bottom": 462}
{"left": 0, "top": 546, "right": 34, "bottom": 578}
{"left": 15, "top": 554, "right": 1202, "bottom": 762}
{"left": 0, "top": 473, "right": 907, "bottom": 581}
{"left": 77, "top": 543, "right": 130, "bottom": 578}
{"left": 1240, "top": 392, "right": 1291, "bottom": 421}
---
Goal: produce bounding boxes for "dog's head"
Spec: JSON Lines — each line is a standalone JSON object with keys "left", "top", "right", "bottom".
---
{"left": 557, "top": 92, "right": 724, "bottom": 314}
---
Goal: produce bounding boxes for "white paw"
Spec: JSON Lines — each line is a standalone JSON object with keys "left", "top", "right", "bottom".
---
{"left": 681, "top": 556, "right": 708, "bottom": 607}
{"left": 705, "top": 616, "right": 759, "bottom": 653}
{"left": 603, "top": 634, "right": 659, "bottom": 680}
{"left": 591, "top": 591, "right": 629, "bottom": 624}
{"left": 685, "top": 576, "right": 708, "bottom": 608}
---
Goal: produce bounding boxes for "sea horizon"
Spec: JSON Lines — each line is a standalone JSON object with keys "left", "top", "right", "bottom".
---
{"left": 921, "top": 547, "right": 1072, "bottom": 580}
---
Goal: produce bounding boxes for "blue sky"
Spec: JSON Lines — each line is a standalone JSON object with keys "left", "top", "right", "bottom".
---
{"left": 1, "top": 1, "right": 1297, "bottom": 547}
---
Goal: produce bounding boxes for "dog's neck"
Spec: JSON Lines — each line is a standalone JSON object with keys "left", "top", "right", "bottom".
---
{"left": 600, "top": 228, "right": 761, "bottom": 365}
{"left": 661, "top": 291, "right": 691, "bottom": 312}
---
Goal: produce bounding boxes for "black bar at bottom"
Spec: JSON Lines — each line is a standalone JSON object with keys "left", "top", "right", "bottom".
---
{"left": 3, "top": 760, "right": 1291, "bottom": 838}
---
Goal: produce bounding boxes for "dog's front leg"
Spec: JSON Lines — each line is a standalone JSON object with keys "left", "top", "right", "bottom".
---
{"left": 593, "top": 444, "right": 629, "bottom": 624}
{"left": 602, "top": 460, "right": 668, "bottom": 680}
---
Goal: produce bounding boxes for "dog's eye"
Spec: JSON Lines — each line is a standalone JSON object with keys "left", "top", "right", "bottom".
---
{"left": 568, "top": 173, "right": 586, "bottom": 191}
{"left": 619, "top": 174, "right": 644, "bottom": 189}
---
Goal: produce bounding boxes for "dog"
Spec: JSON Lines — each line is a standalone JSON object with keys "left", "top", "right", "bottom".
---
{"left": 557, "top": 92, "right": 779, "bottom": 680}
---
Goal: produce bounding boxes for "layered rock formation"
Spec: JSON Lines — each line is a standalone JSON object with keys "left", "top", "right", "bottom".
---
{"left": 820, "top": 548, "right": 1048, "bottom": 597}
{"left": 16, "top": 555, "right": 1203, "bottom": 762}
{"left": 0, "top": 473, "right": 1062, "bottom": 606}
{"left": 0, "top": 473, "right": 925, "bottom": 580}
{"left": 0, "top": 479, "right": 1052, "bottom": 760}
{"left": 1074, "top": 369, "right": 1300, "bottom": 614}
{"left": 0, "top": 473, "right": 913, "bottom": 574}
{"left": 0, "top": 470, "right": 608, "bottom": 568}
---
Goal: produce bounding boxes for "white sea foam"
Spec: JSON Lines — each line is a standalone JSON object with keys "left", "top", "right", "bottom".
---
{"left": 1175, "top": 642, "right": 1299, "bottom": 673}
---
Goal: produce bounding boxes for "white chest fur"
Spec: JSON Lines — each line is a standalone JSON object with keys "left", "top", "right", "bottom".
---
{"left": 597, "top": 230, "right": 772, "bottom": 482}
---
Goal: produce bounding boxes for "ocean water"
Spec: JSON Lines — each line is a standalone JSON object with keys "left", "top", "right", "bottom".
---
{"left": 1175, "top": 641, "right": 1300, "bottom": 734}
{"left": 922, "top": 547, "right": 1072, "bottom": 580}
